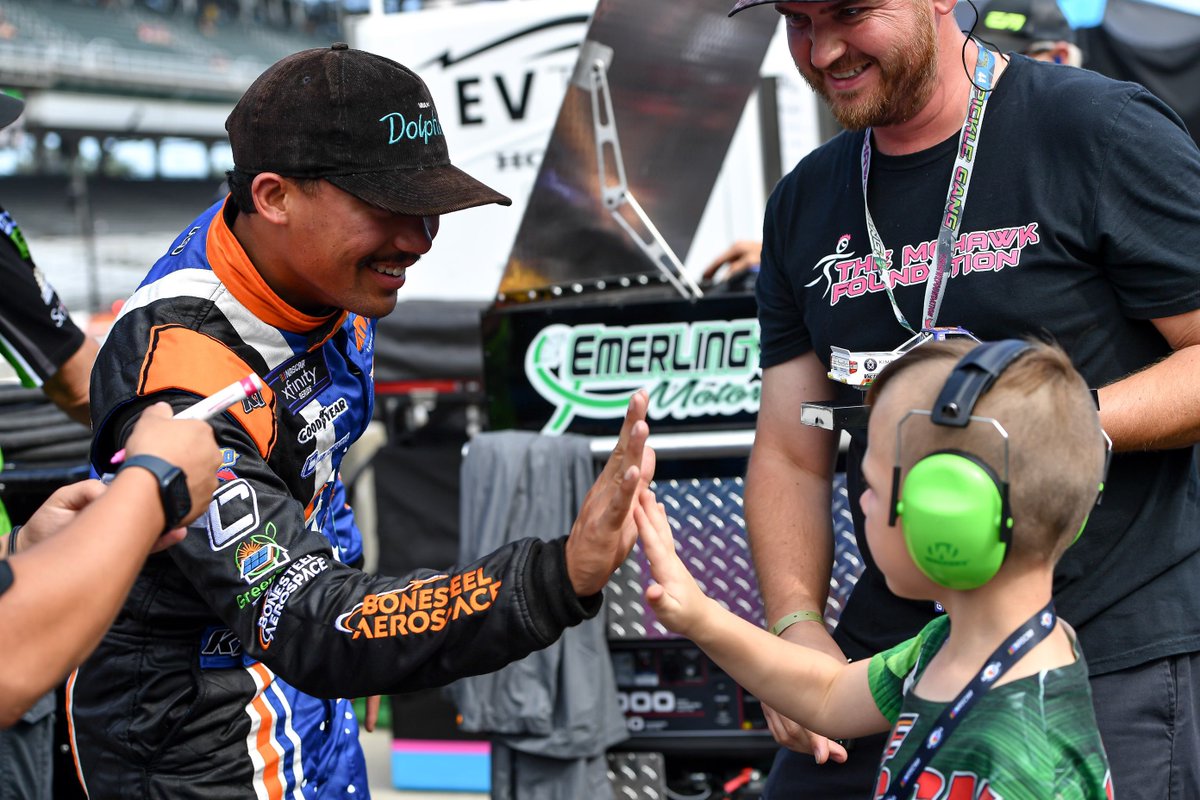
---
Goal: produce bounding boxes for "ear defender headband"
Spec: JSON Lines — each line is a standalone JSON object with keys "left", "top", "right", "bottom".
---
{"left": 889, "top": 340, "right": 1032, "bottom": 590}
{"left": 1073, "top": 428, "right": 1113, "bottom": 544}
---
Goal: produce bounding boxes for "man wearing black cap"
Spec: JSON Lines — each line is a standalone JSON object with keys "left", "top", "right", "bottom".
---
{"left": 727, "top": 1, "right": 1200, "bottom": 798}
{"left": 977, "top": 0, "right": 1082, "bottom": 65}
{"left": 66, "top": 45, "right": 655, "bottom": 799}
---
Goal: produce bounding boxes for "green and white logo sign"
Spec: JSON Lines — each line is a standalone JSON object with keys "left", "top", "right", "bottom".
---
{"left": 525, "top": 319, "right": 761, "bottom": 433}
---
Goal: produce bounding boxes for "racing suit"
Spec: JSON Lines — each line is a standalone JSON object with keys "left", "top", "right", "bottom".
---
{"left": 68, "top": 198, "right": 601, "bottom": 799}
{"left": 0, "top": 204, "right": 85, "bottom": 394}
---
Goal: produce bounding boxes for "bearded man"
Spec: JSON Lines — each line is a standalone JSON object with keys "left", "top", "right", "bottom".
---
{"left": 728, "top": 1, "right": 1200, "bottom": 797}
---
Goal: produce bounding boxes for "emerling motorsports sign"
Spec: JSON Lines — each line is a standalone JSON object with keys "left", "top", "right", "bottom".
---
{"left": 484, "top": 293, "right": 761, "bottom": 436}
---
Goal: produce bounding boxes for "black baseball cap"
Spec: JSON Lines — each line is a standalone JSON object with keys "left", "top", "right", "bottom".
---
{"left": 728, "top": 0, "right": 791, "bottom": 15}
{"left": 226, "top": 43, "right": 511, "bottom": 216}
{"left": 978, "top": 0, "right": 1075, "bottom": 53}
{"left": 0, "top": 91, "right": 24, "bottom": 130}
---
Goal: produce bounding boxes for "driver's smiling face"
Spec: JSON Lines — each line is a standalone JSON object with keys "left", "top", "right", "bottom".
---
{"left": 272, "top": 179, "right": 439, "bottom": 319}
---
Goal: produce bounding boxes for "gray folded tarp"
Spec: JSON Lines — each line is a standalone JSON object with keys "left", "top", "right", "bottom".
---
{"left": 449, "top": 430, "right": 628, "bottom": 800}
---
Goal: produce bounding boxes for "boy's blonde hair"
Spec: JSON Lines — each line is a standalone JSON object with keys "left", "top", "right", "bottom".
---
{"left": 866, "top": 339, "right": 1106, "bottom": 564}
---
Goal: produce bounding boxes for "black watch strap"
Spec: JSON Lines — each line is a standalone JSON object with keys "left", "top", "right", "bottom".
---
{"left": 118, "top": 454, "right": 190, "bottom": 531}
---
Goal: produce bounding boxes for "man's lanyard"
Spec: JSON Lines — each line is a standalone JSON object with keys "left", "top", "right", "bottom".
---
{"left": 880, "top": 600, "right": 1057, "bottom": 800}
{"left": 861, "top": 45, "right": 996, "bottom": 334}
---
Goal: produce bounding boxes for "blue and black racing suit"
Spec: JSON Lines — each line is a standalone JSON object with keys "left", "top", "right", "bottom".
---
{"left": 68, "top": 198, "right": 599, "bottom": 799}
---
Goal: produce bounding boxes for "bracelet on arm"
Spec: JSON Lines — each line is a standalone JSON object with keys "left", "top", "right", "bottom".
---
{"left": 6, "top": 525, "right": 21, "bottom": 557}
{"left": 768, "top": 609, "right": 825, "bottom": 636}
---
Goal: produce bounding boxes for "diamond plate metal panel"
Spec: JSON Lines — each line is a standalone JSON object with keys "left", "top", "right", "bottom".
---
{"left": 607, "top": 475, "right": 862, "bottom": 640}
{"left": 607, "top": 752, "right": 666, "bottom": 800}
{"left": 829, "top": 474, "right": 862, "bottom": 623}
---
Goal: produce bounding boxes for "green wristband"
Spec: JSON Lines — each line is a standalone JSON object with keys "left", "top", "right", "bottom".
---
{"left": 768, "top": 609, "right": 825, "bottom": 636}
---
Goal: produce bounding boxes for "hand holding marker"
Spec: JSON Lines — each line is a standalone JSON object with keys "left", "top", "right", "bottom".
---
{"left": 109, "top": 373, "right": 264, "bottom": 465}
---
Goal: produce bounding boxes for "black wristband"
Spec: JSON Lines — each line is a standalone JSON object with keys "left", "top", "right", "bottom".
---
{"left": 7, "top": 524, "right": 21, "bottom": 557}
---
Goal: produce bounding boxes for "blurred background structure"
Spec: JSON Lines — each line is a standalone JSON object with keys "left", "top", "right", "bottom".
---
{"left": 0, "top": 0, "right": 534, "bottom": 315}
{"left": 0, "top": 0, "right": 1195, "bottom": 316}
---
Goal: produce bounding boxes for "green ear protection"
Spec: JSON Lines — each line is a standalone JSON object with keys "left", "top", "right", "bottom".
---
{"left": 889, "top": 340, "right": 1031, "bottom": 590}
{"left": 1072, "top": 428, "right": 1113, "bottom": 545}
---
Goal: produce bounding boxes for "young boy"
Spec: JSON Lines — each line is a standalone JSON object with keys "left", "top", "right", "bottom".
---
{"left": 635, "top": 339, "right": 1114, "bottom": 799}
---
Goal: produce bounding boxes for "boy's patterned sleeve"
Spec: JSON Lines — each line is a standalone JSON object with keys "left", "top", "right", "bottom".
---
{"left": 867, "top": 615, "right": 950, "bottom": 724}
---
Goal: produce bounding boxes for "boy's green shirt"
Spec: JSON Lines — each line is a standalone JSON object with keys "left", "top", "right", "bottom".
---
{"left": 867, "top": 614, "right": 1113, "bottom": 799}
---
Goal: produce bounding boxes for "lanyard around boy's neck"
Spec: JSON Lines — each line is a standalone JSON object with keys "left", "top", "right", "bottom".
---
{"left": 861, "top": 44, "right": 996, "bottom": 336}
{"left": 880, "top": 599, "right": 1057, "bottom": 800}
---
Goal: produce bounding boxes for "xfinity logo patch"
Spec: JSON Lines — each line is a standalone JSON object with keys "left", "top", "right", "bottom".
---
{"left": 206, "top": 479, "right": 260, "bottom": 551}
{"left": 268, "top": 351, "right": 332, "bottom": 414}
{"left": 298, "top": 397, "right": 349, "bottom": 444}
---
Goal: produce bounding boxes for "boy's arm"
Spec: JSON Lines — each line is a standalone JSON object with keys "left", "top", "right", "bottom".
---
{"left": 635, "top": 491, "right": 889, "bottom": 739}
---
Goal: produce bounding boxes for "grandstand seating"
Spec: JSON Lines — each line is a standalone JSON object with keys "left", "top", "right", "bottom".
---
{"left": 1, "top": 174, "right": 221, "bottom": 236}
{"left": 0, "top": 174, "right": 226, "bottom": 310}
{"left": 0, "top": 0, "right": 326, "bottom": 99}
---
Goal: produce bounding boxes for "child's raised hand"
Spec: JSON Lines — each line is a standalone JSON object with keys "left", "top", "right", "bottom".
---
{"left": 634, "top": 487, "right": 713, "bottom": 637}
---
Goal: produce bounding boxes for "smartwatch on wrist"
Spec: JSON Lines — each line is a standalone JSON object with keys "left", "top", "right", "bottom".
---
{"left": 117, "top": 454, "right": 192, "bottom": 532}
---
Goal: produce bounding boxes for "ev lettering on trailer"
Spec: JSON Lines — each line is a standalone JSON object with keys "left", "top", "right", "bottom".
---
{"left": 456, "top": 72, "right": 536, "bottom": 127}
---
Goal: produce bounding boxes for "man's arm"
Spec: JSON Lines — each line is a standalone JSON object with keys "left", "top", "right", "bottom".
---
{"left": 1097, "top": 308, "right": 1200, "bottom": 451}
{"left": 98, "top": 387, "right": 652, "bottom": 701}
{"left": 0, "top": 217, "right": 94, "bottom": 425}
{"left": 0, "top": 404, "right": 219, "bottom": 726}
{"left": 41, "top": 334, "right": 98, "bottom": 427}
{"left": 744, "top": 351, "right": 851, "bottom": 758}
{"left": 702, "top": 240, "right": 762, "bottom": 284}
{"left": 746, "top": 351, "right": 840, "bottom": 643}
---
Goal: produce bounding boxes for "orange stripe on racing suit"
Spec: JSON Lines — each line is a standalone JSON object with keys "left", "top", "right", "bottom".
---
{"left": 136, "top": 323, "right": 277, "bottom": 460}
